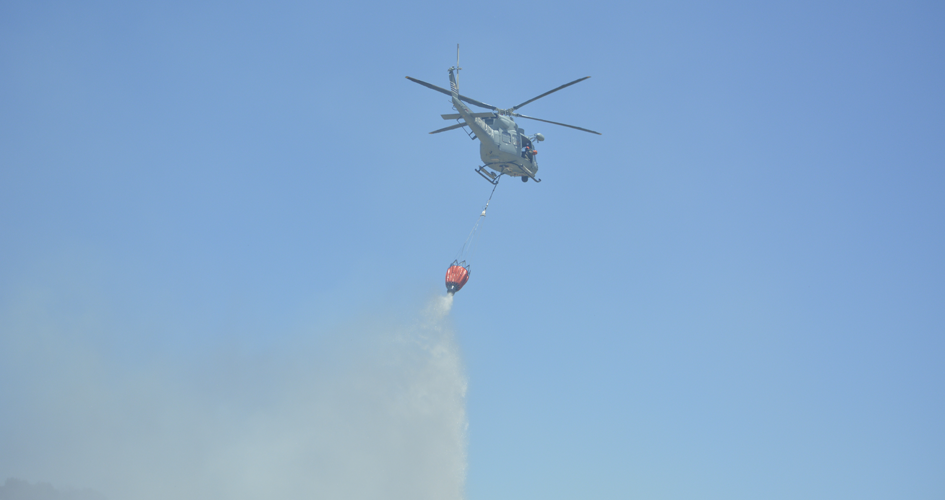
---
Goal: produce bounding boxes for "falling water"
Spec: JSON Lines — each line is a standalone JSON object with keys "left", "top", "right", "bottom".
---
{"left": 0, "top": 293, "right": 469, "bottom": 500}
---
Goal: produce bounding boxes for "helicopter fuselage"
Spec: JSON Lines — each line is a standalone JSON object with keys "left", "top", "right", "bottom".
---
{"left": 452, "top": 92, "right": 539, "bottom": 179}
{"left": 476, "top": 117, "right": 538, "bottom": 179}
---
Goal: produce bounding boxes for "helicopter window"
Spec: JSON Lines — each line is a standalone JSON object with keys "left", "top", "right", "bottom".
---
{"left": 502, "top": 131, "right": 511, "bottom": 144}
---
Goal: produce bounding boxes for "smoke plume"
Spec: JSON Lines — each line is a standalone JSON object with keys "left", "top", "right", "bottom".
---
{"left": 0, "top": 287, "right": 466, "bottom": 500}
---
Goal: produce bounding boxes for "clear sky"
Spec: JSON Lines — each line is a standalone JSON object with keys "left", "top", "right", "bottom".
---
{"left": 1, "top": 1, "right": 943, "bottom": 499}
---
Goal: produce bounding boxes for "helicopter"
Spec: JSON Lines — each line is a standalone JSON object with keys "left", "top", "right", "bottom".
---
{"left": 406, "top": 48, "right": 600, "bottom": 184}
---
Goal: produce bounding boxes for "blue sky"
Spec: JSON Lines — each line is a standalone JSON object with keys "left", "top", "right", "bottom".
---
{"left": 2, "top": 1, "right": 944, "bottom": 499}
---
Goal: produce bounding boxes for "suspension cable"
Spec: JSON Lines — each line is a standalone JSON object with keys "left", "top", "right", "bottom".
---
{"left": 454, "top": 175, "right": 502, "bottom": 261}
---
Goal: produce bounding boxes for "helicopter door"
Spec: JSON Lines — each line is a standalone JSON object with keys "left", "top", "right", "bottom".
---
{"left": 499, "top": 130, "right": 513, "bottom": 153}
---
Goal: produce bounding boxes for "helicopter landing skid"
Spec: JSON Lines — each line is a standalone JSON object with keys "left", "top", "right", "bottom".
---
{"left": 520, "top": 165, "right": 541, "bottom": 183}
{"left": 475, "top": 166, "right": 500, "bottom": 185}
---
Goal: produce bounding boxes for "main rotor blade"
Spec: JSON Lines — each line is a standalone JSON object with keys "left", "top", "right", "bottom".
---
{"left": 429, "top": 122, "right": 468, "bottom": 134}
{"left": 510, "top": 76, "right": 591, "bottom": 112}
{"left": 405, "top": 76, "right": 498, "bottom": 111}
{"left": 441, "top": 112, "right": 494, "bottom": 120}
{"left": 511, "top": 113, "right": 601, "bottom": 135}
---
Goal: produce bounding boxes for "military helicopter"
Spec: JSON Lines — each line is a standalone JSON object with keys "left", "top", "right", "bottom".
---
{"left": 406, "top": 47, "right": 600, "bottom": 184}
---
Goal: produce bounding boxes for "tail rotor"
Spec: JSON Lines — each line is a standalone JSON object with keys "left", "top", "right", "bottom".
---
{"left": 451, "top": 44, "right": 462, "bottom": 88}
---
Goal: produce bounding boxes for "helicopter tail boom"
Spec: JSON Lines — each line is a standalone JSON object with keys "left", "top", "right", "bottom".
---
{"left": 448, "top": 68, "right": 493, "bottom": 143}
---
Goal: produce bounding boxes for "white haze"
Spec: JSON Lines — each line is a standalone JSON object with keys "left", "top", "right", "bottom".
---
{"left": 0, "top": 287, "right": 466, "bottom": 500}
